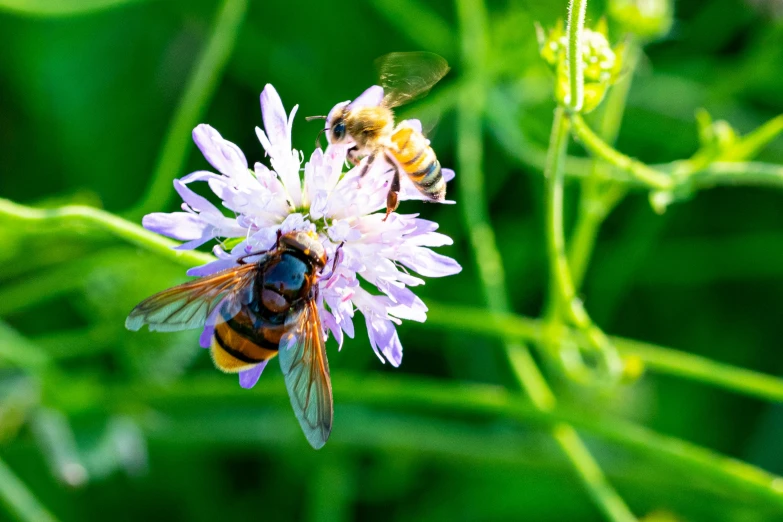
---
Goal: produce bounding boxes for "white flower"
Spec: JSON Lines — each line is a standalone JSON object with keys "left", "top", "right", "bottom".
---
{"left": 143, "top": 84, "right": 461, "bottom": 388}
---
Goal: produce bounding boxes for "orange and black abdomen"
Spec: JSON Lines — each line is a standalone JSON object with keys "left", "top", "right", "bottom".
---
{"left": 390, "top": 126, "right": 446, "bottom": 201}
{"left": 211, "top": 307, "right": 286, "bottom": 372}
{"left": 211, "top": 251, "right": 316, "bottom": 373}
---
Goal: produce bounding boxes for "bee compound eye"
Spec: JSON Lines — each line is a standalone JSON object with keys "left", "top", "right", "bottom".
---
{"left": 332, "top": 122, "right": 346, "bottom": 141}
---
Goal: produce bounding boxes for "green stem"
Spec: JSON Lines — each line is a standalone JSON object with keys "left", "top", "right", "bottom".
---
{"left": 0, "top": 321, "right": 51, "bottom": 371}
{"left": 545, "top": 107, "right": 575, "bottom": 313}
{"left": 570, "top": 114, "right": 673, "bottom": 189}
{"left": 424, "top": 303, "right": 783, "bottom": 403}
{"left": 0, "top": 457, "right": 59, "bottom": 522}
{"left": 0, "top": 199, "right": 213, "bottom": 268}
{"left": 568, "top": 44, "right": 640, "bottom": 289}
{"left": 126, "top": 0, "right": 248, "bottom": 218}
{"left": 457, "top": 1, "right": 634, "bottom": 519}
{"left": 127, "top": 373, "right": 783, "bottom": 509}
{"left": 544, "top": 108, "right": 624, "bottom": 380}
{"left": 566, "top": 0, "right": 588, "bottom": 111}
{"left": 691, "top": 161, "right": 783, "bottom": 190}
{"left": 566, "top": 185, "right": 625, "bottom": 289}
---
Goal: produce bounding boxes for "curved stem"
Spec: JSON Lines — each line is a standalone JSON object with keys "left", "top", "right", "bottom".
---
{"left": 570, "top": 113, "right": 673, "bottom": 190}
{"left": 0, "top": 199, "right": 213, "bottom": 268}
{"left": 545, "top": 109, "right": 624, "bottom": 380}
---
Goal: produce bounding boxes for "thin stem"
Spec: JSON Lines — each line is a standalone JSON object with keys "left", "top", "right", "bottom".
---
{"left": 567, "top": 185, "right": 626, "bottom": 289}
{"left": 570, "top": 114, "right": 673, "bottom": 190}
{"left": 544, "top": 108, "right": 624, "bottom": 380}
{"left": 566, "top": 0, "right": 588, "bottom": 111}
{"left": 128, "top": 373, "right": 783, "bottom": 509}
{"left": 568, "top": 44, "right": 640, "bottom": 289}
{"left": 457, "top": 1, "right": 635, "bottom": 518}
{"left": 126, "top": 0, "right": 248, "bottom": 218}
{"left": 0, "top": 199, "right": 213, "bottom": 268}
{"left": 424, "top": 302, "right": 783, "bottom": 404}
{"left": 0, "top": 321, "right": 51, "bottom": 371}
{"left": 0, "top": 457, "right": 59, "bottom": 522}
{"left": 545, "top": 107, "right": 575, "bottom": 312}
{"left": 691, "top": 161, "right": 783, "bottom": 190}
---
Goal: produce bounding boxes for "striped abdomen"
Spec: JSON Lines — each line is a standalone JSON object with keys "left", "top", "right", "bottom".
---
{"left": 211, "top": 306, "right": 286, "bottom": 373}
{"left": 390, "top": 126, "right": 446, "bottom": 201}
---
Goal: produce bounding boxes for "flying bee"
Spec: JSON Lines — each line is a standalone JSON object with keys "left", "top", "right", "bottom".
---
{"left": 126, "top": 231, "right": 334, "bottom": 449}
{"left": 308, "top": 52, "right": 450, "bottom": 219}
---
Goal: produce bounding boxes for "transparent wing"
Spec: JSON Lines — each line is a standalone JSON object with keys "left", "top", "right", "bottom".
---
{"left": 376, "top": 51, "right": 450, "bottom": 109}
{"left": 278, "top": 300, "right": 333, "bottom": 449}
{"left": 125, "top": 263, "right": 258, "bottom": 333}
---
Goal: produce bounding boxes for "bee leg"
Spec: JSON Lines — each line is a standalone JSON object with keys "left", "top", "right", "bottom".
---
{"left": 359, "top": 152, "right": 377, "bottom": 178}
{"left": 383, "top": 165, "right": 401, "bottom": 222}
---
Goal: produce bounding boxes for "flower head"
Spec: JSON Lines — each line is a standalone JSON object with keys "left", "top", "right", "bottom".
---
{"left": 536, "top": 19, "right": 624, "bottom": 113}
{"left": 143, "top": 84, "right": 461, "bottom": 388}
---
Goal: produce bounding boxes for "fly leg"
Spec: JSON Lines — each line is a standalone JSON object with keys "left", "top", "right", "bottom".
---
{"left": 383, "top": 155, "right": 401, "bottom": 221}
{"left": 320, "top": 242, "right": 345, "bottom": 281}
{"left": 237, "top": 229, "right": 280, "bottom": 264}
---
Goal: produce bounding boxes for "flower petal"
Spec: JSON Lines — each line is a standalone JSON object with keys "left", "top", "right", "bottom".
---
{"left": 192, "top": 124, "right": 248, "bottom": 177}
{"left": 398, "top": 248, "right": 463, "bottom": 277}
{"left": 142, "top": 212, "right": 208, "bottom": 241}
{"left": 349, "top": 85, "right": 384, "bottom": 109}
{"left": 366, "top": 315, "right": 403, "bottom": 367}
{"left": 239, "top": 361, "right": 268, "bottom": 389}
{"left": 260, "top": 84, "right": 292, "bottom": 153}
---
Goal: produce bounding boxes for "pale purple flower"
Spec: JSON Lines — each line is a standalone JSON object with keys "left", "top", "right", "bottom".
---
{"left": 144, "top": 84, "right": 460, "bottom": 387}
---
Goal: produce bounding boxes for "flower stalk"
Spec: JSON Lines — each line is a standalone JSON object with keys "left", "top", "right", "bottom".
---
{"left": 566, "top": 0, "right": 588, "bottom": 111}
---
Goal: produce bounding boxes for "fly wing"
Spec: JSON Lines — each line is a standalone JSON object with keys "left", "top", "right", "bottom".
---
{"left": 376, "top": 51, "right": 450, "bottom": 109}
{"left": 125, "top": 262, "right": 258, "bottom": 333}
{"left": 278, "top": 299, "right": 333, "bottom": 449}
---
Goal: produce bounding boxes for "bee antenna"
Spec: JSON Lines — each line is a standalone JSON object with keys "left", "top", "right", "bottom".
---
{"left": 305, "top": 115, "right": 327, "bottom": 121}
{"left": 314, "top": 127, "right": 329, "bottom": 149}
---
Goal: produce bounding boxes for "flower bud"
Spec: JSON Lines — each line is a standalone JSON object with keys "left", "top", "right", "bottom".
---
{"left": 536, "top": 19, "right": 624, "bottom": 113}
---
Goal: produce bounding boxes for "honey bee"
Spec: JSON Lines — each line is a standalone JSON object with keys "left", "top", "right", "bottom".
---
{"left": 310, "top": 52, "right": 450, "bottom": 219}
{"left": 126, "top": 231, "right": 334, "bottom": 449}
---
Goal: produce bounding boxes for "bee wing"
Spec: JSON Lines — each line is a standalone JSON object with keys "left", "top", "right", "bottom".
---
{"left": 278, "top": 299, "right": 333, "bottom": 449}
{"left": 125, "top": 263, "right": 258, "bottom": 333}
{"left": 376, "top": 51, "right": 450, "bottom": 109}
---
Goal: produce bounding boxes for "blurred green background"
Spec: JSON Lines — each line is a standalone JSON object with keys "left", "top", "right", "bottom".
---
{"left": 1, "top": 0, "right": 782, "bottom": 521}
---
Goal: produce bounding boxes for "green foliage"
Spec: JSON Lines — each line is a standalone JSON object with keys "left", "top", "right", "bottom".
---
{"left": 1, "top": 0, "right": 783, "bottom": 521}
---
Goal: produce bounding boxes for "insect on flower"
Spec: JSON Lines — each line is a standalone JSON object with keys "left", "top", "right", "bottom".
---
{"left": 307, "top": 52, "right": 450, "bottom": 219}
{"left": 127, "top": 230, "right": 335, "bottom": 448}
{"left": 126, "top": 84, "right": 461, "bottom": 449}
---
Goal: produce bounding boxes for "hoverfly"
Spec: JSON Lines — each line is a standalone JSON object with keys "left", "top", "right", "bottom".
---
{"left": 126, "top": 231, "right": 334, "bottom": 449}
{"left": 308, "top": 52, "right": 450, "bottom": 219}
